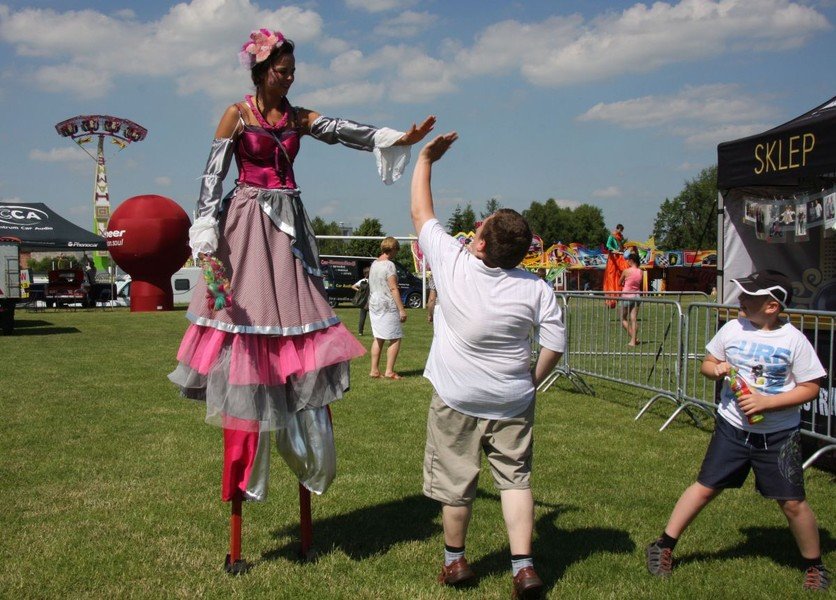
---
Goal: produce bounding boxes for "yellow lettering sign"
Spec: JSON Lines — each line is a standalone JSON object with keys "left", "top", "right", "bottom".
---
{"left": 788, "top": 135, "right": 800, "bottom": 168}
{"left": 765, "top": 140, "right": 777, "bottom": 172}
{"left": 803, "top": 133, "right": 815, "bottom": 165}
{"left": 752, "top": 131, "right": 816, "bottom": 176}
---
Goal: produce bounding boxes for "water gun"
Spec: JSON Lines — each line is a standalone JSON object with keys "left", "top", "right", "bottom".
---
{"left": 726, "top": 367, "right": 764, "bottom": 424}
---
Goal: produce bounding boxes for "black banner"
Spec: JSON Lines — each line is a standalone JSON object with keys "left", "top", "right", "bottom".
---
{"left": 717, "top": 96, "right": 836, "bottom": 189}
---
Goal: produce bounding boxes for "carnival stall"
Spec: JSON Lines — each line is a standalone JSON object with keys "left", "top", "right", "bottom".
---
{"left": 716, "top": 95, "right": 836, "bottom": 309}
{"left": 717, "top": 95, "right": 836, "bottom": 450}
{"left": 411, "top": 232, "right": 716, "bottom": 294}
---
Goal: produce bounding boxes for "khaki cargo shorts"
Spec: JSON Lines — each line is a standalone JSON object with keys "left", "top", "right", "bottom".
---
{"left": 423, "top": 390, "right": 534, "bottom": 506}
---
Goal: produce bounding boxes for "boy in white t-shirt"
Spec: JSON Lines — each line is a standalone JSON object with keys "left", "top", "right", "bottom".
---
{"left": 411, "top": 132, "right": 566, "bottom": 599}
{"left": 646, "top": 270, "right": 829, "bottom": 591}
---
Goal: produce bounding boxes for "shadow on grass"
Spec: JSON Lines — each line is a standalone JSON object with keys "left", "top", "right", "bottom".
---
{"left": 263, "top": 493, "right": 441, "bottom": 563}
{"left": 8, "top": 326, "right": 81, "bottom": 336}
{"left": 675, "top": 526, "right": 835, "bottom": 569}
{"left": 471, "top": 493, "right": 635, "bottom": 592}
{"left": 9, "top": 319, "right": 53, "bottom": 328}
{"left": 261, "top": 489, "right": 633, "bottom": 596}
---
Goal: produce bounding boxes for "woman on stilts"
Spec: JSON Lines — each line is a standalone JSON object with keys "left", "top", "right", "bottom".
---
{"left": 168, "top": 27, "right": 435, "bottom": 571}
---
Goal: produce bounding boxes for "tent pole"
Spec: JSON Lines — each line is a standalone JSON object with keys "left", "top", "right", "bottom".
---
{"left": 716, "top": 191, "right": 725, "bottom": 302}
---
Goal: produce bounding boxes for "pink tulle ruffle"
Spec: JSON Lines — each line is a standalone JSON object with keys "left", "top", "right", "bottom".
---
{"left": 176, "top": 323, "right": 365, "bottom": 386}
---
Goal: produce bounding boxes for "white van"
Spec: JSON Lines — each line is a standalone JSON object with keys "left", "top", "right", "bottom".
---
{"left": 171, "top": 266, "right": 202, "bottom": 305}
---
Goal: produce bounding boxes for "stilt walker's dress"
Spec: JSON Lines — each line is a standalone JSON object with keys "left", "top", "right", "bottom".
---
{"left": 169, "top": 96, "right": 409, "bottom": 500}
{"left": 604, "top": 229, "right": 626, "bottom": 308}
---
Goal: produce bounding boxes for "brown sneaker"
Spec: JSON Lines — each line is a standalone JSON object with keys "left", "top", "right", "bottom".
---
{"left": 803, "top": 564, "right": 830, "bottom": 591}
{"left": 438, "top": 557, "right": 476, "bottom": 587}
{"left": 645, "top": 539, "right": 673, "bottom": 577}
{"left": 512, "top": 566, "right": 543, "bottom": 599}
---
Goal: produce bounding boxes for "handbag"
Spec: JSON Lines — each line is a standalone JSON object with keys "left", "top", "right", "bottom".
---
{"left": 352, "top": 280, "right": 369, "bottom": 307}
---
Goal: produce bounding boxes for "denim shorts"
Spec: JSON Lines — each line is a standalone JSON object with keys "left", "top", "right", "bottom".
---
{"left": 696, "top": 417, "right": 805, "bottom": 500}
{"left": 620, "top": 299, "right": 639, "bottom": 311}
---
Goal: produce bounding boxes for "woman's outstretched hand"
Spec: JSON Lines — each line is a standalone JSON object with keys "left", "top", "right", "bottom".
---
{"left": 397, "top": 115, "right": 436, "bottom": 146}
{"left": 419, "top": 132, "right": 458, "bottom": 163}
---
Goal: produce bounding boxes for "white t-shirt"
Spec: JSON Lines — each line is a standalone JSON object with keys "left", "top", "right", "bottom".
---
{"left": 706, "top": 317, "right": 826, "bottom": 433}
{"left": 419, "top": 219, "right": 565, "bottom": 419}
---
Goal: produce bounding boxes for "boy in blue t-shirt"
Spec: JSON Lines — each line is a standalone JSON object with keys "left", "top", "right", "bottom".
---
{"left": 646, "top": 270, "right": 829, "bottom": 591}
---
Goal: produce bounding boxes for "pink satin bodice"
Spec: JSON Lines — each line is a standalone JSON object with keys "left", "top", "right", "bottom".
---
{"left": 235, "top": 95, "right": 300, "bottom": 189}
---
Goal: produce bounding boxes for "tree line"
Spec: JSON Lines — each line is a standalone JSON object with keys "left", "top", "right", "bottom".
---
{"left": 312, "top": 164, "right": 719, "bottom": 260}
{"left": 28, "top": 166, "right": 718, "bottom": 276}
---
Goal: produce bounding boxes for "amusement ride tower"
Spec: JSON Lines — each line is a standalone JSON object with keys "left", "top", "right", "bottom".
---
{"left": 54, "top": 115, "right": 148, "bottom": 270}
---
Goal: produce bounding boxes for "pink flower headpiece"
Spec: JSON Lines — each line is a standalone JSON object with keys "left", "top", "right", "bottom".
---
{"left": 238, "top": 28, "right": 293, "bottom": 69}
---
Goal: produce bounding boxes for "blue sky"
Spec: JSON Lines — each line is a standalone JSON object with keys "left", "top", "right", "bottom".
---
{"left": 1, "top": 0, "right": 835, "bottom": 244}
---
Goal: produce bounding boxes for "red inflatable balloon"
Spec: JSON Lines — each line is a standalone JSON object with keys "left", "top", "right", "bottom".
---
{"left": 107, "top": 195, "right": 190, "bottom": 312}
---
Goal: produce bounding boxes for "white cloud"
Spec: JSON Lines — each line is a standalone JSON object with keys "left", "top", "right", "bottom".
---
{"left": 390, "top": 54, "right": 457, "bottom": 103}
{"left": 294, "top": 81, "right": 385, "bottom": 108}
{"left": 374, "top": 11, "right": 437, "bottom": 38}
{"left": 677, "top": 123, "right": 772, "bottom": 146}
{"left": 344, "top": 0, "right": 415, "bottom": 13}
{"left": 318, "top": 37, "right": 352, "bottom": 55}
{"left": 0, "top": 0, "right": 830, "bottom": 108}
{"left": 154, "top": 176, "right": 172, "bottom": 186}
{"left": 576, "top": 84, "right": 777, "bottom": 146}
{"left": 454, "top": 1, "right": 830, "bottom": 88}
{"left": 0, "top": 0, "right": 324, "bottom": 98}
{"left": 553, "top": 198, "right": 581, "bottom": 209}
{"left": 29, "top": 147, "right": 89, "bottom": 162}
{"left": 33, "top": 64, "right": 115, "bottom": 98}
{"left": 577, "top": 84, "right": 774, "bottom": 128}
{"left": 592, "top": 186, "right": 621, "bottom": 198}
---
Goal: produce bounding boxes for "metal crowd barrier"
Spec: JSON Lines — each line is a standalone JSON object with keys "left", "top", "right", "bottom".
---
{"left": 539, "top": 293, "right": 836, "bottom": 469}
{"left": 540, "top": 292, "right": 687, "bottom": 420}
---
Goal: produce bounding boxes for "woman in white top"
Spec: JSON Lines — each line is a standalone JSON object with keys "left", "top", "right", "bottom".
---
{"left": 368, "top": 236, "right": 407, "bottom": 379}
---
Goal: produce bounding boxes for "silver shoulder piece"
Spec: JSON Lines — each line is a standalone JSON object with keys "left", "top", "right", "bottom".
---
{"left": 308, "top": 116, "right": 377, "bottom": 152}
{"left": 196, "top": 137, "right": 235, "bottom": 219}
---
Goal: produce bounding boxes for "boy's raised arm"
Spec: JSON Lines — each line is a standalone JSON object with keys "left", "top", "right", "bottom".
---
{"left": 411, "top": 132, "right": 458, "bottom": 236}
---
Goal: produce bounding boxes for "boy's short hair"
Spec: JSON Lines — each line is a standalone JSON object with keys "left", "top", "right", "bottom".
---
{"left": 481, "top": 209, "right": 532, "bottom": 269}
{"left": 381, "top": 236, "right": 400, "bottom": 254}
{"left": 731, "top": 270, "right": 792, "bottom": 307}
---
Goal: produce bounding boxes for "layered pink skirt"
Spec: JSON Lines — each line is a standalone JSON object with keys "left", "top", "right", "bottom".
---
{"left": 169, "top": 185, "right": 365, "bottom": 432}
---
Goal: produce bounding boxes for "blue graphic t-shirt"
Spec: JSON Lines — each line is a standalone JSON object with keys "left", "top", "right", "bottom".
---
{"left": 706, "top": 318, "right": 826, "bottom": 433}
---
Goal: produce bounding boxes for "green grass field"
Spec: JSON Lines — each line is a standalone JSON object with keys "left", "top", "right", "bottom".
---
{"left": 1, "top": 306, "right": 833, "bottom": 599}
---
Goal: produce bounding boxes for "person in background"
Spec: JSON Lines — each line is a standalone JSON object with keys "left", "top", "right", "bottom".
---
{"left": 619, "top": 253, "right": 642, "bottom": 346}
{"left": 606, "top": 223, "right": 625, "bottom": 254}
{"left": 411, "top": 132, "right": 565, "bottom": 599}
{"left": 351, "top": 266, "right": 371, "bottom": 335}
{"left": 368, "top": 237, "right": 407, "bottom": 379}
{"left": 426, "top": 273, "right": 437, "bottom": 323}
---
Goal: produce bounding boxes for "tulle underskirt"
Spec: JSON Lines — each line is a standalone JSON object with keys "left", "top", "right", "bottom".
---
{"left": 168, "top": 322, "right": 365, "bottom": 432}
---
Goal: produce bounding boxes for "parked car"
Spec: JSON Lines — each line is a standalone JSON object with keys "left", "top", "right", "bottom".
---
{"left": 44, "top": 268, "right": 91, "bottom": 307}
{"left": 320, "top": 255, "right": 424, "bottom": 308}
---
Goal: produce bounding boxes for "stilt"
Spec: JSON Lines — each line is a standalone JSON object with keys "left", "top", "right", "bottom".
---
{"left": 299, "top": 484, "right": 314, "bottom": 560}
{"left": 225, "top": 493, "right": 247, "bottom": 574}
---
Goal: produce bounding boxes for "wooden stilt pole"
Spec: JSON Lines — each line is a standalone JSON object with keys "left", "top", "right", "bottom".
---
{"left": 225, "top": 493, "right": 246, "bottom": 574}
{"left": 299, "top": 484, "right": 313, "bottom": 560}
